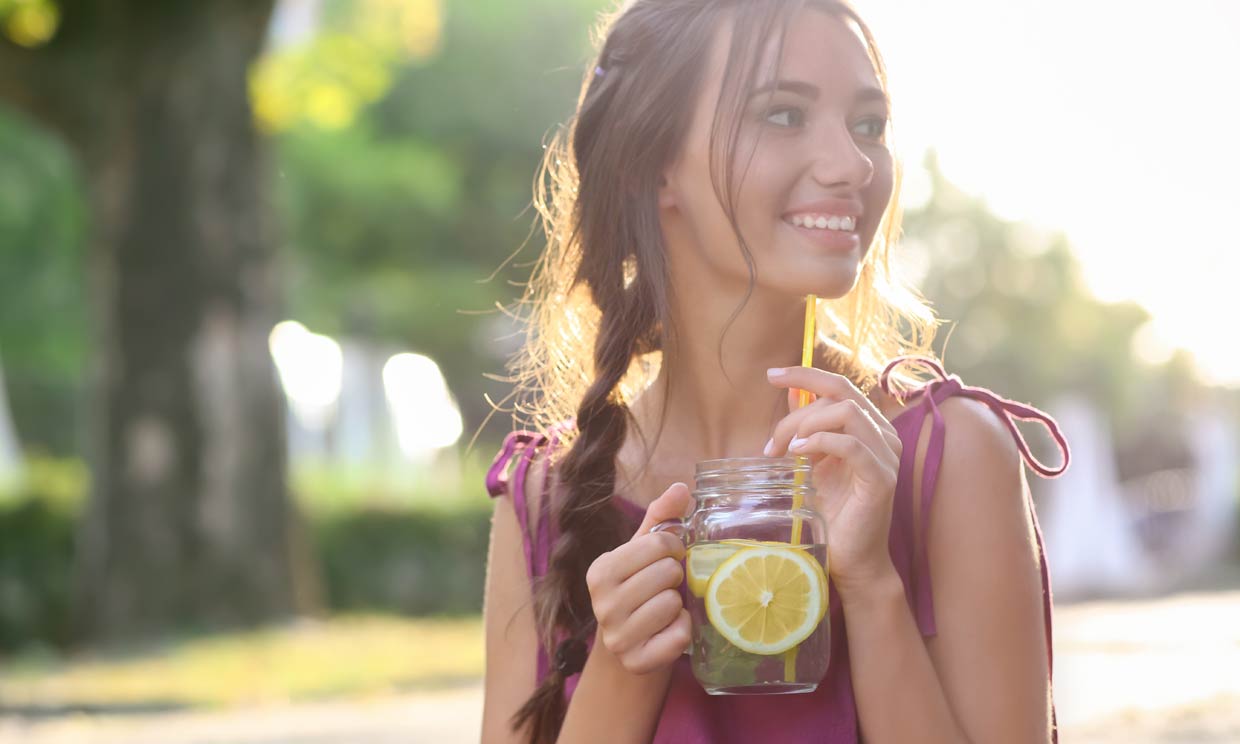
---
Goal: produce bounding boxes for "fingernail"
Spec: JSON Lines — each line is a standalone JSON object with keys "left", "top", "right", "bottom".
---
{"left": 789, "top": 436, "right": 809, "bottom": 451}
{"left": 763, "top": 438, "right": 774, "bottom": 456}
{"left": 766, "top": 367, "right": 786, "bottom": 379}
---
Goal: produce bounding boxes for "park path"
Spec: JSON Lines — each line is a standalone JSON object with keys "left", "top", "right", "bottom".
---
{"left": 3, "top": 589, "right": 1239, "bottom": 743}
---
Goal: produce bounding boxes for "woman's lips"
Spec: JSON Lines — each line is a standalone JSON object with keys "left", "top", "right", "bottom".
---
{"left": 782, "top": 218, "right": 861, "bottom": 252}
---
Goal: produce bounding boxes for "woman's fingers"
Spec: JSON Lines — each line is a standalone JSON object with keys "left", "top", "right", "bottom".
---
{"left": 765, "top": 398, "right": 892, "bottom": 462}
{"left": 622, "top": 608, "right": 692, "bottom": 675}
{"left": 603, "top": 586, "right": 684, "bottom": 655}
{"left": 594, "top": 554, "right": 684, "bottom": 627}
{"left": 768, "top": 366, "right": 895, "bottom": 436}
{"left": 787, "top": 431, "right": 895, "bottom": 487}
{"left": 587, "top": 531, "right": 683, "bottom": 601}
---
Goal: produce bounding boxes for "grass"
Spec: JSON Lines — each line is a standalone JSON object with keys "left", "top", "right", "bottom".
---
{"left": 0, "top": 614, "right": 484, "bottom": 710}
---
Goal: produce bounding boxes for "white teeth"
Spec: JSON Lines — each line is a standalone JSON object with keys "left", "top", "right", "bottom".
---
{"left": 787, "top": 214, "right": 856, "bottom": 232}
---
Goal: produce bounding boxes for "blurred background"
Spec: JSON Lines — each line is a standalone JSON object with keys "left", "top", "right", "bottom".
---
{"left": 0, "top": 0, "right": 1236, "bottom": 742}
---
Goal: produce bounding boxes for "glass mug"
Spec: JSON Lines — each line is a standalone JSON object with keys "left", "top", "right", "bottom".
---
{"left": 653, "top": 457, "right": 830, "bottom": 695}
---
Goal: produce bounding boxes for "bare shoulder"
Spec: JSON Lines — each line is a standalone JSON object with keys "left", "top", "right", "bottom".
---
{"left": 904, "top": 393, "right": 1025, "bottom": 537}
{"left": 930, "top": 394, "right": 1027, "bottom": 535}
{"left": 939, "top": 395, "right": 1021, "bottom": 476}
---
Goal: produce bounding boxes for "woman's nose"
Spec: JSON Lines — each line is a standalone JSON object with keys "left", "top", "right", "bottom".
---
{"left": 809, "top": 124, "right": 874, "bottom": 190}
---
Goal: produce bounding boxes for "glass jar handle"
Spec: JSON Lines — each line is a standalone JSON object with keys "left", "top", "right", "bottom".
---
{"left": 651, "top": 518, "right": 693, "bottom": 658}
{"left": 650, "top": 518, "right": 690, "bottom": 544}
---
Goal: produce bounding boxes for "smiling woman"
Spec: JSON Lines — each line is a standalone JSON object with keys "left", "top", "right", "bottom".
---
{"left": 481, "top": 2, "right": 1070, "bottom": 743}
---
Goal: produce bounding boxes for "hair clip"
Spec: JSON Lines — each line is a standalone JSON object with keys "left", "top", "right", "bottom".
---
{"left": 594, "top": 65, "right": 607, "bottom": 78}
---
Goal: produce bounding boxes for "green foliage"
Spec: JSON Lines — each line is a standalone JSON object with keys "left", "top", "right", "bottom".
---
{"left": 249, "top": 0, "right": 443, "bottom": 132}
{"left": 270, "top": 0, "right": 606, "bottom": 433}
{"left": 907, "top": 150, "right": 1164, "bottom": 429}
{"left": 0, "top": 0, "right": 59, "bottom": 48}
{"left": 0, "top": 456, "right": 86, "bottom": 652}
{"left": 0, "top": 455, "right": 498, "bottom": 652}
{"left": 0, "top": 109, "right": 87, "bottom": 455}
{"left": 313, "top": 502, "right": 491, "bottom": 616}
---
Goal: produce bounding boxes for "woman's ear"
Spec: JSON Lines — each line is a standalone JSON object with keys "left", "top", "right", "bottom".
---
{"left": 657, "top": 172, "right": 677, "bottom": 209}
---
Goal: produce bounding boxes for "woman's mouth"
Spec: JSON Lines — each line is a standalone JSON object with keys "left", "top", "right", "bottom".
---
{"left": 785, "top": 214, "right": 856, "bottom": 232}
{"left": 782, "top": 213, "right": 861, "bottom": 252}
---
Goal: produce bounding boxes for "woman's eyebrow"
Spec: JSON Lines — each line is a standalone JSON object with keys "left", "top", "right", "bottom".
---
{"left": 749, "top": 79, "right": 890, "bottom": 109}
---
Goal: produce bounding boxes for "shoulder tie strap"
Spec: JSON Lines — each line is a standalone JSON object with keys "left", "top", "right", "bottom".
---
{"left": 880, "top": 355, "right": 1071, "bottom": 478}
{"left": 485, "top": 430, "right": 546, "bottom": 498}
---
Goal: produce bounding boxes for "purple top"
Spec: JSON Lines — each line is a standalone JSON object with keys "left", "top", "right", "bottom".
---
{"left": 486, "top": 355, "right": 1071, "bottom": 743}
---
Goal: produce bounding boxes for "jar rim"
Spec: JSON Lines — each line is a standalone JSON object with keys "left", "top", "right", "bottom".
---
{"left": 694, "top": 455, "right": 811, "bottom": 476}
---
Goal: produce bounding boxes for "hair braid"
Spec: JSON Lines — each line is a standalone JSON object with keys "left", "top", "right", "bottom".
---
{"left": 510, "top": 246, "right": 658, "bottom": 743}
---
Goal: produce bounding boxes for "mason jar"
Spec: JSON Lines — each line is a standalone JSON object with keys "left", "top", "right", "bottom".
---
{"left": 653, "top": 456, "right": 830, "bottom": 695}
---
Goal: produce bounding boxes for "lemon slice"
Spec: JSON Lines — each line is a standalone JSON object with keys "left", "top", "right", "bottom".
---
{"left": 719, "top": 540, "right": 829, "bottom": 610}
{"left": 704, "top": 545, "right": 827, "bottom": 656}
{"left": 686, "top": 543, "right": 744, "bottom": 597}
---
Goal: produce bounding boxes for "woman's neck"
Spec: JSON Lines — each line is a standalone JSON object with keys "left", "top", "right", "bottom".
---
{"left": 628, "top": 288, "right": 807, "bottom": 469}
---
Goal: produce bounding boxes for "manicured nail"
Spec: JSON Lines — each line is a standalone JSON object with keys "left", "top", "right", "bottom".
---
{"left": 789, "top": 436, "right": 809, "bottom": 451}
{"left": 767, "top": 367, "right": 786, "bottom": 379}
{"left": 763, "top": 438, "right": 774, "bottom": 456}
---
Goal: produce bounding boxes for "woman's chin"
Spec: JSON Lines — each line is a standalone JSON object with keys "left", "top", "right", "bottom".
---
{"left": 769, "top": 266, "right": 861, "bottom": 300}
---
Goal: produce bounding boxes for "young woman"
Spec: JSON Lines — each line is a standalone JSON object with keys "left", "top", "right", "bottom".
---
{"left": 481, "top": 1, "right": 1070, "bottom": 742}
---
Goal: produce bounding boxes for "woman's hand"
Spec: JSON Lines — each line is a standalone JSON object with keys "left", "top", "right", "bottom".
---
{"left": 585, "top": 483, "right": 693, "bottom": 675}
{"left": 764, "top": 366, "right": 903, "bottom": 597}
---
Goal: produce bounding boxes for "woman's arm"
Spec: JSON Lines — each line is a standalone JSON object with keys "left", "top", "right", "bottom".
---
{"left": 480, "top": 479, "right": 540, "bottom": 743}
{"left": 556, "top": 634, "right": 676, "bottom": 743}
{"left": 481, "top": 457, "right": 679, "bottom": 744}
{"left": 845, "top": 396, "right": 1052, "bottom": 744}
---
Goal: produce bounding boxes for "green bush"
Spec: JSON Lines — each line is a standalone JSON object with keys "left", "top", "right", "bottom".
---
{"left": 0, "top": 457, "right": 86, "bottom": 651}
{"left": 0, "top": 455, "right": 497, "bottom": 652}
{"left": 313, "top": 502, "right": 491, "bottom": 616}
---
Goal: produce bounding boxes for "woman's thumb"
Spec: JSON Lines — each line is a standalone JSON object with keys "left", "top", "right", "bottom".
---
{"left": 633, "top": 482, "right": 692, "bottom": 539}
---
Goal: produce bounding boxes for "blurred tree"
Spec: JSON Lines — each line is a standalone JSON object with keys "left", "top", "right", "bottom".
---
{"left": 0, "top": 0, "right": 299, "bottom": 642}
{"left": 251, "top": 0, "right": 603, "bottom": 439}
{"left": 905, "top": 149, "right": 1177, "bottom": 459}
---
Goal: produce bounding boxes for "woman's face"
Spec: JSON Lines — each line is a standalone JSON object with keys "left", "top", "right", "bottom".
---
{"left": 659, "top": 7, "right": 895, "bottom": 301}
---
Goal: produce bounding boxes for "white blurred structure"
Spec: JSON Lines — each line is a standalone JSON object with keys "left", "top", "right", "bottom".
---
{"left": 383, "top": 352, "right": 463, "bottom": 463}
{"left": 1177, "top": 404, "right": 1240, "bottom": 576}
{"left": 334, "top": 340, "right": 391, "bottom": 465}
{"left": 1042, "top": 393, "right": 1240, "bottom": 600}
{"left": 1042, "top": 394, "right": 1158, "bottom": 599}
{"left": 267, "top": 321, "right": 462, "bottom": 471}
{"left": 267, "top": 0, "right": 323, "bottom": 50}
{"left": 269, "top": 321, "right": 345, "bottom": 462}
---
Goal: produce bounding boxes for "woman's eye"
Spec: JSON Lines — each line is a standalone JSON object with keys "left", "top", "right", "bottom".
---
{"left": 854, "top": 116, "right": 889, "bottom": 140}
{"left": 764, "top": 107, "right": 804, "bottom": 128}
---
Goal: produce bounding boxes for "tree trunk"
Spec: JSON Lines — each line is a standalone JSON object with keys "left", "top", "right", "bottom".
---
{"left": 1, "top": 1, "right": 302, "bottom": 642}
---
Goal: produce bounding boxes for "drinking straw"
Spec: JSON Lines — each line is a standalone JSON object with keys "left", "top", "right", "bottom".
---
{"left": 784, "top": 293, "right": 816, "bottom": 682}
{"left": 790, "top": 293, "right": 815, "bottom": 544}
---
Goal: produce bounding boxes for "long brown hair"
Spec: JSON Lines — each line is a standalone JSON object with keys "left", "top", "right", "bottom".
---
{"left": 503, "top": 1, "right": 939, "bottom": 740}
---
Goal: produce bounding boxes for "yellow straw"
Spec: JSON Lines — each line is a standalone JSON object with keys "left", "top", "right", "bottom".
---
{"left": 790, "top": 293, "right": 815, "bottom": 544}
{"left": 785, "top": 294, "right": 816, "bottom": 682}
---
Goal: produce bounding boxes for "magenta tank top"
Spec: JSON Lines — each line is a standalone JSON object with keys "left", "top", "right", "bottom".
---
{"left": 486, "top": 356, "right": 1071, "bottom": 743}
